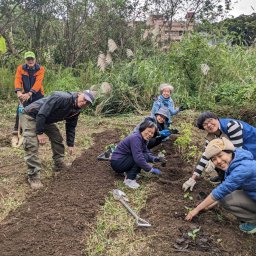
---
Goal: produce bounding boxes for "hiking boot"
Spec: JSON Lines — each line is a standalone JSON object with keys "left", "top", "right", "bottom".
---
{"left": 239, "top": 223, "right": 256, "bottom": 234}
{"left": 53, "top": 161, "right": 68, "bottom": 172}
{"left": 209, "top": 175, "right": 222, "bottom": 184}
{"left": 28, "top": 177, "right": 43, "bottom": 190}
{"left": 124, "top": 179, "right": 140, "bottom": 189}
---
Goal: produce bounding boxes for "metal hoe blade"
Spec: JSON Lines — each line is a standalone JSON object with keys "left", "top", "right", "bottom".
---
{"left": 113, "top": 189, "right": 151, "bottom": 227}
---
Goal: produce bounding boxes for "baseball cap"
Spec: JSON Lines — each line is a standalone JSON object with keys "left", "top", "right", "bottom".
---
{"left": 83, "top": 90, "right": 95, "bottom": 104}
{"left": 24, "top": 51, "right": 36, "bottom": 59}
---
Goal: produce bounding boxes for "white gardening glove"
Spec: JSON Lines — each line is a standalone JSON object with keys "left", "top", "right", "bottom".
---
{"left": 182, "top": 178, "right": 196, "bottom": 192}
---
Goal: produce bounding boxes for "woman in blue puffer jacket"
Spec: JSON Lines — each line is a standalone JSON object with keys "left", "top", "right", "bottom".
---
{"left": 185, "top": 137, "right": 256, "bottom": 234}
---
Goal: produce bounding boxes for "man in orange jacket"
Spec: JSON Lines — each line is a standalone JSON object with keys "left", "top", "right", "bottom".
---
{"left": 12, "top": 51, "right": 45, "bottom": 145}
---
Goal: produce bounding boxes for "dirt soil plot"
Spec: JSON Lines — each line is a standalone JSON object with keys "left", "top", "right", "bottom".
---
{"left": 0, "top": 130, "right": 121, "bottom": 256}
{"left": 138, "top": 137, "right": 256, "bottom": 256}
{"left": 0, "top": 130, "right": 255, "bottom": 256}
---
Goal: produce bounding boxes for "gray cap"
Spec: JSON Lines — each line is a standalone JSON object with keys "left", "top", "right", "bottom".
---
{"left": 83, "top": 90, "right": 95, "bottom": 104}
{"left": 155, "top": 107, "right": 169, "bottom": 120}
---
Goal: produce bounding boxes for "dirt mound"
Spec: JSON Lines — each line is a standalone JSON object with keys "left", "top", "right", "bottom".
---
{"left": 0, "top": 130, "right": 120, "bottom": 256}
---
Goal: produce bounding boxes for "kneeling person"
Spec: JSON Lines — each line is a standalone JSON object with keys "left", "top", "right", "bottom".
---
{"left": 111, "top": 120, "right": 163, "bottom": 189}
{"left": 134, "top": 107, "right": 171, "bottom": 149}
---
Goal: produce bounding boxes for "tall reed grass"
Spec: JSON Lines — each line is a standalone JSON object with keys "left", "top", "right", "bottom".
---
{"left": 1, "top": 33, "right": 255, "bottom": 114}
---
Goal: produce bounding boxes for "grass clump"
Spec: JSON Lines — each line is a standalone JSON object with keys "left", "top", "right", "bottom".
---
{"left": 84, "top": 181, "right": 151, "bottom": 256}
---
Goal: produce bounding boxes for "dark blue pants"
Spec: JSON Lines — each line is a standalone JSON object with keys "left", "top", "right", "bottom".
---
{"left": 111, "top": 154, "right": 152, "bottom": 180}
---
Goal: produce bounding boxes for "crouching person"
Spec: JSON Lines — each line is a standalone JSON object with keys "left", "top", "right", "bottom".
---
{"left": 110, "top": 120, "right": 164, "bottom": 189}
{"left": 185, "top": 137, "right": 256, "bottom": 234}
{"left": 134, "top": 107, "right": 171, "bottom": 149}
{"left": 21, "top": 90, "right": 94, "bottom": 189}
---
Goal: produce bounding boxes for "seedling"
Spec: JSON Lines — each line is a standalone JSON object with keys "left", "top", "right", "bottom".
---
{"left": 188, "top": 227, "right": 201, "bottom": 241}
{"left": 104, "top": 144, "right": 116, "bottom": 158}
{"left": 158, "top": 150, "right": 167, "bottom": 166}
{"left": 184, "top": 206, "right": 193, "bottom": 213}
{"left": 184, "top": 192, "right": 193, "bottom": 201}
{"left": 105, "top": 144, "right": 116, "bottom": 152}
{"left": 158, "top": 149, "right": 166, "bottom": 156}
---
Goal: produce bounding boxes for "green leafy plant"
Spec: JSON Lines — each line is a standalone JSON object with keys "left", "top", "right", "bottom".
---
{"left": 188, "top": 227, "right": 201, "bottom": 241}
{"left": 184, "top": 206, "right": 193, "bottom": 213}
{"left": 184, "top": 192, "right": 193, "bottom": 201}
{"left": 158, "top": 150, "right": 166, "bottom": 158}
{"left": 105, "top": 144, "right": 116, "bottom": 152}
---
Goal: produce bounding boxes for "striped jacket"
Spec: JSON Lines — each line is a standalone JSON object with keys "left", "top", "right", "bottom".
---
{"left": 194, "top": 118, "right": 256, "bottom": 176}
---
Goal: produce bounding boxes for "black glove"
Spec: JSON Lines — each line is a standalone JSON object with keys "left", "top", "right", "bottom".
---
{"left": 179, "top": 105, "right": 186, "bottom": 111}
{"left": 169, "top": 128, "right": 179, "bottom": 134}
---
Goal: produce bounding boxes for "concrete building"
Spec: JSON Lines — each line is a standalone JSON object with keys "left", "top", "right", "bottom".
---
{"left": 145, "top": 12, "right": 195, "bottom": 43}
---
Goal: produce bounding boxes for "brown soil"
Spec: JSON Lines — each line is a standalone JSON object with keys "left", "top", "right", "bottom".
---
{"left": 0, "top": 129, "right": 121, "bottom": 256}
{"left": 0, "top": 130, "right": 255, "bottom": 256}
{"left": 138, "top": 137, "right": 256, "bottom": 256}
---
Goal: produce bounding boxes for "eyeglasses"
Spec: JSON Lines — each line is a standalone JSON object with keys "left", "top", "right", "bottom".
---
{"left": 202, "top": 118, "right": 215, "bottom": 127}
{"left": 26, "top": 57, "right": 35, "bottom": 61}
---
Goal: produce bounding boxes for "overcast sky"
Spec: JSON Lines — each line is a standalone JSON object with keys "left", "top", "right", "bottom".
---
{"left": 229, "top": 0, "right": 256, "bottom": 17}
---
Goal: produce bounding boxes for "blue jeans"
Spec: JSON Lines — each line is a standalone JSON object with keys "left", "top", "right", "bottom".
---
{"left": 111, "top": 154, "right": 152, "bottom": 180}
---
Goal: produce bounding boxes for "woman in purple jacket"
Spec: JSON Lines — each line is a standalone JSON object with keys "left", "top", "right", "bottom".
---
{"left": 111, "top": 120, "right": 163, "bottom": 189}
{"left": 185, "top": 137, "right": 256, "bottom": 234}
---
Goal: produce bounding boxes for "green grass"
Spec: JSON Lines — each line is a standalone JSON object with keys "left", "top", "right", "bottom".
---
{"left": 84, "top": 180, "right": 152, "bottom": 256}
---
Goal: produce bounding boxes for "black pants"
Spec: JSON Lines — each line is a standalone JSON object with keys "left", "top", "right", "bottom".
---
{"left": 111, "top": 154, "right": 152, "bottom": 180}
{"left": 147, "top": 137, "right": 163, "bottom": 149}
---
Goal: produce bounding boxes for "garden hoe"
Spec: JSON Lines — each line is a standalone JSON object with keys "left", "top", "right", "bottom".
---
{"left": 112, "top": 189, "right": 151, "bottom": 227}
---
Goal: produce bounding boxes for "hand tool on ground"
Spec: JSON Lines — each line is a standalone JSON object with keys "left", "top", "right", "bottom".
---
{"left": 112, "top": 189, "right": 151, "bottom": 227}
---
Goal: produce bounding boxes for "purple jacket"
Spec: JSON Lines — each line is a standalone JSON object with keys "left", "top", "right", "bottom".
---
{"left": 111, "top": 131, "right": 156, "bottom": 171}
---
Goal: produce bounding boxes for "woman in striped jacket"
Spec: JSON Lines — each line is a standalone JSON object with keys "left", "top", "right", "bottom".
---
{"left": 182, "top": 112, "right": 256, "bottom": 192}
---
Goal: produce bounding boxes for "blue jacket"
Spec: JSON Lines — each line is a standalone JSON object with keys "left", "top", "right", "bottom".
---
{"left": 151, "top": 95, "right": 179, "bottom": 125}
{"left": 212, "top": 149, "right": 256, "bottom": 202}
{"left": 220, "top": 118, "right": 256, "bottom": 159}
{"left": 24, "top": 91, "right": 81, "bottom": 146}
{"left": 111, "top": 131, "right": 157, "bottom": 172}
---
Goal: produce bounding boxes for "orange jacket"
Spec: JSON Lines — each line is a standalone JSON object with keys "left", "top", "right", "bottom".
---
{"left": 15, "top": 64, "right": 45, "bottom": 103}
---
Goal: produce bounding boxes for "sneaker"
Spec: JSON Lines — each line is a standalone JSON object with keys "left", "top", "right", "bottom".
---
{"left": 123, "top": 179, "right": 140, "bottom": 189}
{"left": 28, "top": 177, "right": 43, "bottom": 190}
{"left": 209, "top": 176, "right": 222, "bottom": 184}
{"left": 239, "top": 223, "right": 256, "bottom": 234}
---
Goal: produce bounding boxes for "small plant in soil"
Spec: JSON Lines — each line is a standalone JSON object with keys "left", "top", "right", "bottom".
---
{"left": 184, "top": 206, "right": 193, "bottom": 214}
{"left": 184, "top": 192, "right": 193, "bottom": 201}
{"left": 104, "top": 144, "right": 116, "bottom": 158}
{"left": 188, "top": 227, "right": 201, "bottom": 241}
{"left": 158, "top": 150, "right": 167, "bottom": 166}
